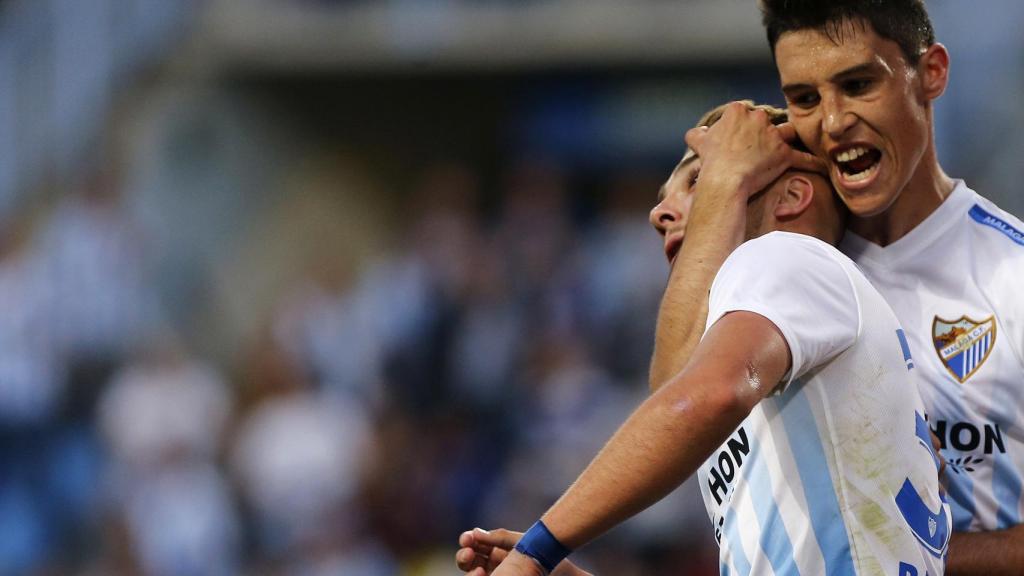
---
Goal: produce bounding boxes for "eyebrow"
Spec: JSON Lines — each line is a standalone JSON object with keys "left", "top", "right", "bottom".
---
{"left": 657, "top": 154, "right": 698, "bottom": 202}
{"left": 781, "top": 61, "right": 883, "bottom": 95}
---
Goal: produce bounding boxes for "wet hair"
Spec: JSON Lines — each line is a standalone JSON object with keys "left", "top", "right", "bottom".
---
{"left": 759, "top": 0, "right": 936, "bottom": 65}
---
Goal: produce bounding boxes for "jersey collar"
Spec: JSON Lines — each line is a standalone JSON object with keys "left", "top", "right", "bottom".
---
{"left": 840, "top": 180, "right": 973, "bottom": 267}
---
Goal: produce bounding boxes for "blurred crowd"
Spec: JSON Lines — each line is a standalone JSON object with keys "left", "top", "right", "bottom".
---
{"left": 0, "top": 154, "right": 719, "bottom": 575}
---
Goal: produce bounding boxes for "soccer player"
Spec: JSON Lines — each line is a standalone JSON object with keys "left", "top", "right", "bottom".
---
{"left": 457, "top": 101, "right": 949, "bottom": 576}
{"left": 751, "top": 2, "right": 1024, "bottom": 573}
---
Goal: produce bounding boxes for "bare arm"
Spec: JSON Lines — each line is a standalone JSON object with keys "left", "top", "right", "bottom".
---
{"left": 493, "top": 312, "right": 790, "bottom": 573}
{"left": 648, "top": 104, "right": 823, "bottom": 391}
{"left": 488, "top": 311, "right": 790, "bottom": 576}
{"left": 946, "top": 527, "right": 1024, "bottom": 575}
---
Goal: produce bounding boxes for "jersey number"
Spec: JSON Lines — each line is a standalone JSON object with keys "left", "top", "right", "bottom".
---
{"left": 895, "top": 411, "right": 950, "bottom": 558}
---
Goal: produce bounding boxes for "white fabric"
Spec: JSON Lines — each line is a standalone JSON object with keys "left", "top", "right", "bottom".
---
{"left": 841, "top": 180, "right": 1024, "bottom": 533}
{"left": 697, "top": 231, "right": 948, "bottom": 576}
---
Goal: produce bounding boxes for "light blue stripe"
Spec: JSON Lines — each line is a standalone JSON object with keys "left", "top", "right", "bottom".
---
{"left": 993, "top": 451, "right": 1023, "bottom": 529}
{"left": 945, "top": 471, "right": 976, "bottom": 531}
{"left": 778, "top": 385, "right": 856, "bottom": 576}
{"left": 748, "top": 447, "right": 801, "bottom": 575}
{"left": 722, "top": 505, "right": 752, "bottom": 576}
{"left": 937, "top": 405, "right": 978, "bottom": 530}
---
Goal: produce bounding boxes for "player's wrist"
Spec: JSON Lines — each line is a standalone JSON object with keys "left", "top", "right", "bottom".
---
{"left": 513, "top": 520, "right": 573, "bottom": 575}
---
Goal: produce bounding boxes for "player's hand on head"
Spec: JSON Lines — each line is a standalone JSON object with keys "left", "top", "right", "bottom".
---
{"left": 776, "top": 122, "right": 827, "bottom": 176}
{"left": 685, "top": 101, "right": 820, "bottom": 197}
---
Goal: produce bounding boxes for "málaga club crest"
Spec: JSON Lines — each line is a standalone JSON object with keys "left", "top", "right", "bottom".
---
{"left": 932, "top": 315, "right": 996, "bottom": 383}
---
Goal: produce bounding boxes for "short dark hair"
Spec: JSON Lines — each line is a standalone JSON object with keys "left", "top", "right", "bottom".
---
{"left": 759, "top": 0, "right": 936, "bottom": 65}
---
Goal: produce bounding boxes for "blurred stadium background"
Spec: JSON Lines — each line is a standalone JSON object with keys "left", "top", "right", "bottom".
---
{"left": 0, "top": 1, "right": 1021, "bottom": 574}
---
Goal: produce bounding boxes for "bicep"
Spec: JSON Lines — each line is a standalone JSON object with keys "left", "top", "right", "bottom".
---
{"left": 682, "top": 310, "right": 793, "bottom": 410}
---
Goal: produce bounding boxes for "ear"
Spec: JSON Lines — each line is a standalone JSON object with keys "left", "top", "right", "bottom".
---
{"left": 918, "top": 43, "right": 950, "bottom": 101}
{"left": 773, "top": 174, "right": 815, "bottom": 221}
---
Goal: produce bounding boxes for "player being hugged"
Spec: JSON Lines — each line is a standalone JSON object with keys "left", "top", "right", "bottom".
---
{"left": 456, "top": 102, "right": 950, "bottom": 576}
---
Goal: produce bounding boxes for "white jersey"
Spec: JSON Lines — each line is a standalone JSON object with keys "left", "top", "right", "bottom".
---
{"left": 697, "top": 232, "right": 949, "bottom": 576}
{"left": 841, "top": 181, "right": 1024, "bottom": 532}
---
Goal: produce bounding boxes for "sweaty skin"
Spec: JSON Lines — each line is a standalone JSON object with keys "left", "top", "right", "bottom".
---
{"left": 774, "top": 22, "right": 954, "bottom": 245}
{"left": 773, "top": 19, "right": 1024, "bottom": 575}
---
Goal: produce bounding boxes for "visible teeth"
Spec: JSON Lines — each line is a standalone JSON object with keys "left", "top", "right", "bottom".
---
{"left": 836, "top": 146, "right": 869, "bottom": 163}
{"left": 845, "top": 162, "right": 879, "bottom": 182}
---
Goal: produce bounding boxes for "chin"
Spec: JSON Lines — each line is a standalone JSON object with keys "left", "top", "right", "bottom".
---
{"left": 838, "top": 190, "right": 900, "bottom": 219}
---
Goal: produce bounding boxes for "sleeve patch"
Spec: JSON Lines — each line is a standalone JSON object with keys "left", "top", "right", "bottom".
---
{"left": 969, "top": 204, "right": 1024, "bottom": 246}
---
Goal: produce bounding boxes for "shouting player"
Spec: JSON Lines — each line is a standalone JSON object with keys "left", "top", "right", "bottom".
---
{"left": 752, "top": 2, "right": 1024, "bottom": 573}
{"left": 457, "top": 102, "right": 949, "bottom": 576}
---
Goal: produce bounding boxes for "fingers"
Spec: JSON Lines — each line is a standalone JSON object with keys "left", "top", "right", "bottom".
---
{"left": 456, "top": 547, "right": 487, "bottom": 572}
{"left": 775, "top": 122, "right": 800, "bottom": 144}
{"left": 474, "top": 527, "right": 523, "bottom": 550}
{"left": 457, "top": 528, "right": 521, "bottom": 574}
{"left": 788, "top": 148, "right": 828, "bottom": 176}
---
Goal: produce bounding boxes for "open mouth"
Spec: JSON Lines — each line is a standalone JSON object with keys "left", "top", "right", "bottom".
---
{"left": 832, "top": 145, "right": 882, "bottom": 184}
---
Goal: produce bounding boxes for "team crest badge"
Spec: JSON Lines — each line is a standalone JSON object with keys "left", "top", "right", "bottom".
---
{"left": 932, "top": 315, "right": 996, "bottom": 383}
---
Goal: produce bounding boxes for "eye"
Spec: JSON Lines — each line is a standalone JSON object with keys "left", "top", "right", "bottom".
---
{"left": 688, "top": 169, "right": 700, "bottom": 189}
{"left": 787, "top": 91, "right": 820, "bottom": 109}
{"left": 843, "top": 78, "right": 873, "bottom": 95}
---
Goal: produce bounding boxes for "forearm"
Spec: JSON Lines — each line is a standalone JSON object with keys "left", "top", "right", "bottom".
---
{"left": 649, "top": 174, "right": 750, "bottom": 391}
{"left": 946, "top": 526, "right": 1024, "bottom": 575}
{"left": 540, "top": 373, "right": 747, "bottom": 549}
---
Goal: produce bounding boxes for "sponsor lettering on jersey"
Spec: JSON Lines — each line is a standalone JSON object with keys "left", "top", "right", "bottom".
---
{"left": 930, "top": 418, "right": 1005, "bottom": 475}
{"left": 932, "top": 315, "right": 996, "bottom": 383}
{"left": 707, "top": 427, "right": 751, "bottom": 506}
{"left": 969, "top": 204, "right": 1024, "bottom": 246}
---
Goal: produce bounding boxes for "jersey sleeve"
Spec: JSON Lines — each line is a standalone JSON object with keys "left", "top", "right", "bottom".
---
{"left": 706, "top": 232, "right": 861, "bottom": 392}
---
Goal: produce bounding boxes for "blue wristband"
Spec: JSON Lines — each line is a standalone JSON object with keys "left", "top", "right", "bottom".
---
{"left": 514, "top": 520, "right": 572, "bottom": 573}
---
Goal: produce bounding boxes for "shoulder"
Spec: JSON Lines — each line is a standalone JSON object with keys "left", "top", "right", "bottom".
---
{"left": 711, "top": 231, "right": 860, "bottom": 319}
{"left": 723, "top": 231, "right": 852, "bottom": 276}
{"left": 961, "top": 187, "right": 1024, "bottom": 254}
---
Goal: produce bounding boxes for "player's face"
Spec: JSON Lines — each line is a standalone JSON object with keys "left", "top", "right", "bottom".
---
{"left": 650, "top": 152, "right": 699, "bottom": 266}
{"left": 774, "top": 22, "right": 931, "bottom": 218}
{"left": 650, "top": 152, "right": 786, "bottom": 265}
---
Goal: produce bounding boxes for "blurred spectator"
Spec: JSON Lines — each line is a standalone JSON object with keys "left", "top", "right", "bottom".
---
{"left": 272, "top": 255, "right": 386, "bottom": 408}
{"left": 0, "top": 208, "right": 69, "bottom": 573}
{"left": 579, "top": 170, "right": 666, "bottom": 378}
{"left": 38, "top": 160, "right": 161, "bottom": 421}
{"left": 98, "top": 335, "right": 239, "bottom": 576}
{"left": 230, "top": 366, "right": 393, "bottom": 574}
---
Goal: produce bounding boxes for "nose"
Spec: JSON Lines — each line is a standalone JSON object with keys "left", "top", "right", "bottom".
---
{"left": 821, "top": 93, "right": 857, "bottom": 140}
{"left": 649, "top": 199, "right": 681, "bottom": 237}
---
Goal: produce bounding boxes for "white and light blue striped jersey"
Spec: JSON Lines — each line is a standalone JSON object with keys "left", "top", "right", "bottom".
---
{"left": 842, "top": 181, "right": 1024, "bottom": 533}
{"left": 697, "top": 231, "right": 949, "bottom": 576}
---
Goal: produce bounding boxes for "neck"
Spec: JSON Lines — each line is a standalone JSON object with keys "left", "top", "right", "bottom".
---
{"left": 847, "top": 141, "right": 956, "bottom": 247}
{"left": 774, "top": 220, "right": 841, "bottom": 246}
